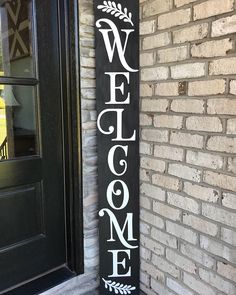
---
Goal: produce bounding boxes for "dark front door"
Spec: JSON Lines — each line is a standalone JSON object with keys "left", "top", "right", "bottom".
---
{"left": 0, "top": 0, "right": 67, "bottom": 292}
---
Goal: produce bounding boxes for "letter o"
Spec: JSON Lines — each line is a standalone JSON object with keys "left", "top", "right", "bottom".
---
{"left": 107, "top": 180, "right": 129, "bottom": 210}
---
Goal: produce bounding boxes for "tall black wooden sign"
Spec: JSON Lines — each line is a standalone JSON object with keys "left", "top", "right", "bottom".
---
{"left": 94, "top": 0, "right": 139, "bottom": 294}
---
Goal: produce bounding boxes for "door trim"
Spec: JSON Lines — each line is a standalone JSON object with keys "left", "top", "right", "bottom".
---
{"left": 59, "top": 0, "right": 84, "bottom": 275}
{"left": 4, "top": 267, "right": 76, "bottom": 295}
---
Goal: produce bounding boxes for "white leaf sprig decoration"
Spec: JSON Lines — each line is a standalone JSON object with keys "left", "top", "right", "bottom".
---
{"left": 102, "top": 278, "right": 136, "bottom": 294}
{"left": 97, "top": 1, "right": 134, "bottom": 26}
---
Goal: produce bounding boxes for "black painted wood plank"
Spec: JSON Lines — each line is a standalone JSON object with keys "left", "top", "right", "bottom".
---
{"left": 94, "top": 0, "right": 140, "bottom": 294}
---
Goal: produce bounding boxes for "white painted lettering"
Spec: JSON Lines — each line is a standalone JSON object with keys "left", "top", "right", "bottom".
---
{"left": 99, "top": 208, "right": 138, "bottom": 249}
{"left": 108, "top": 250, "right": 131, "bottom": 277}
{"left": 107, "top": 180, "right": 129, "bottom": 210}
{"left": 96, "top": 18, "right": 138, "bottom": 72}
{"left": 108, "top": 145, "right": 128, "bottom": 176}
{"left": 97, "top": 109, "right": 136, "bottom": 141}
{"left": 105, "top": 72, "right": 130, "bottom": 104}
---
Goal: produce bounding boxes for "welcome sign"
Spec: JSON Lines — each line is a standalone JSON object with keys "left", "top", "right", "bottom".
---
{"left": 94, "top": 0, "right": 139, "bottom": 294}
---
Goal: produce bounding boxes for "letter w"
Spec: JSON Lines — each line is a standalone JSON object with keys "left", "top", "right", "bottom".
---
{"left": 96, "top": 18, "right": 138, "bottom": 72}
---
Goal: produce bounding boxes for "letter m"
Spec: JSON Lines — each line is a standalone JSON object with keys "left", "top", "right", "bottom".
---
{"left": 99, "top": 208, "right": 138, "bottom": 249}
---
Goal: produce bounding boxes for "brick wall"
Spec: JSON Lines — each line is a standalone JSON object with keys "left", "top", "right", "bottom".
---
{"left": 42, "top": 0, "right": 236, "bottom": 294}
{"left": 140, "top": 0, "right": 236, "bottom": 294}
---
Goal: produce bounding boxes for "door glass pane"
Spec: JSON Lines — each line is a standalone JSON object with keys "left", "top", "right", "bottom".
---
{"left": 0, "top": 85, "right": 38, "bottom": 160}
{"left": 0, "top": 0, "right": 34, "bottom": 77}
